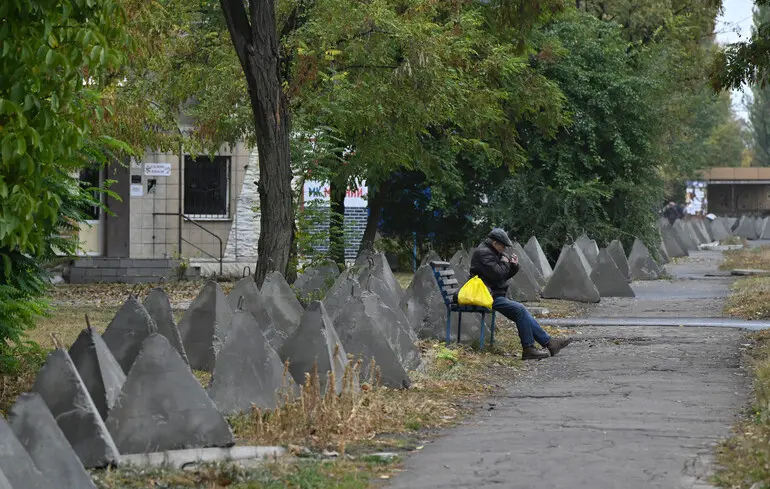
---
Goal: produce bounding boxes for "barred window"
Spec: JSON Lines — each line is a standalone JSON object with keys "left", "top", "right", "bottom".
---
{"left": 184, "top": 155, "right": 230, "bottom": 218}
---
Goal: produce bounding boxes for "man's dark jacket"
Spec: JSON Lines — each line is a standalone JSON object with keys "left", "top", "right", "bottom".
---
{"left": 469, "top": 240, "right": 520, "bottom": 298}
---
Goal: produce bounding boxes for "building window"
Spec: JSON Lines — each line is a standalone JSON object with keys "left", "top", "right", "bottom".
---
{"left": 78, "top": 165, "right": 101, "bottom": 221}
{"left": 184, "top": 155, "right": 230, "bottom": 218}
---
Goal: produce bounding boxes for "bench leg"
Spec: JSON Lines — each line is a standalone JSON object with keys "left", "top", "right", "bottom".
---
{"left": 457, "top": 312, "right": 463, "bottom": 344}
{"left": 479, "top": 313, "right": 486, "bottom": 349}
{"left": 490, "top": 311, "right": 496, "bottom": 347}
{"left": 445, "top": 306, "right": 452, "bottom": 346}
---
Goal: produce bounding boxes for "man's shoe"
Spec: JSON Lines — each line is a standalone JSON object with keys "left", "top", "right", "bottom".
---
{"left": 521, "top": 346, "right": 550, "bottom": 361}
{"left": 547, "top": 337, "right": 573, "bottom": 357}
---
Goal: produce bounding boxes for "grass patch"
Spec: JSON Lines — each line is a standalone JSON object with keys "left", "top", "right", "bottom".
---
{"left": 230, "top": 323, "right": 526, "bottom": 453}
{"left": 720, "top": 246, "right": 770, "bottom": 271}
{"left": 713, "top": 330, "right": 770, "bottom": 488}
{"left": 93, "top": 459, "right": 398, "bottom": 489}
{"left": 724, "top": 277, "right": 770, "bottom": 320}
{"left": 393, "top": 272, "right": 414, "bottom": 290}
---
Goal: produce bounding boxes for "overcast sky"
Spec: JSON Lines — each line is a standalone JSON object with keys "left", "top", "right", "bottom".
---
{"left": 715, "top": 0, "right": 756, "bottom": 119}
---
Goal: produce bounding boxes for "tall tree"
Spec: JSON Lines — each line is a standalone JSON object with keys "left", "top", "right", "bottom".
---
{"left": 712, "top": 0, "right": 770, "bottom": 90}
{"left": 218, "top": 0, "right": 292, "bottom": 286}
{"left": 0, "top": 0, "right": 128, "bottom": 365}
{"left": 750, "top": 3, "right": 770, "bottom": 166}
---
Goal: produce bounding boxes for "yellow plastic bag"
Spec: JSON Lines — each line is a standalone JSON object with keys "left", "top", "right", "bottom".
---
{"left": 457, "top": 276, "right": 493, "bottom": 309}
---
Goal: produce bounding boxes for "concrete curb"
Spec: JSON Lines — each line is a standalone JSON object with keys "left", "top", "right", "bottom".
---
{"left": 119, "top": 446, "right": 286, "bottom": 469}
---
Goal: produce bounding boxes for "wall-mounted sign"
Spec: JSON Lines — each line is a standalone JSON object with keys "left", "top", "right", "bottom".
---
{"left": 144, "top": 163, "right": 172, "bottom": 177}
{"left": 304, "top": 180, "right": 368, "bottom": 207}
{"left": 130, "top": 184, "right": 144, "bottom": 197}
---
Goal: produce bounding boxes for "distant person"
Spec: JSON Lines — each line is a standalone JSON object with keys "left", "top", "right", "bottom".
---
{"left": 663, "top": 202, "right": 679, "bottom": 225}
{"left": 470, "top": 228, "right": 572, "bottom": 361}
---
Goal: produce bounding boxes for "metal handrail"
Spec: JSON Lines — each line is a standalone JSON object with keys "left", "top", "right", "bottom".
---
{"left": 152, "top": 212, "right": 223, "bottom": 276}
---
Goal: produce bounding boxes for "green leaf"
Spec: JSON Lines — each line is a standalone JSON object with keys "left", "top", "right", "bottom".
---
{"left": 16, "top": 137, "right": 26, "bottom": 156}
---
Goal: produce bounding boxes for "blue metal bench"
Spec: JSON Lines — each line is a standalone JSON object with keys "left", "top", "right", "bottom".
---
{"left": 429, "top": 261, "right": 496, "bottom": 349}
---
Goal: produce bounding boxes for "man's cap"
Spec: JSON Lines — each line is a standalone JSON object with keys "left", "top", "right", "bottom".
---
{"left": 488, "top": 228, "right": 513, "bottom": 247}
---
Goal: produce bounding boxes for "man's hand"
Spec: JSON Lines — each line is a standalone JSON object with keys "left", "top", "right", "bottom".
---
{"left": 511, "top": 254, "right": 519, "bottom": 265}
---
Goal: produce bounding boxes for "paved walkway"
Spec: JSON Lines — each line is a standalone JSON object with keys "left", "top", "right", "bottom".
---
{"left": 388, "top": 251, "right": 751, "bottom": 489}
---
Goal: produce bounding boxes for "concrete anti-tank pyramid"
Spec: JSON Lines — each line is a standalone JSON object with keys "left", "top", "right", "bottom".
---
{"left": 323, "top": 270, "right": 364, "bottom": 320}
{"left": 9, "top": 393, "right": 97, "bottom": 489}
{"left": 355, "top": 251, "right": 404, "bottom": 300}
{"left": 279, "top": 301, "right": 348, "bottom": 395}
{"left": 0, "top": 469, "right": 12, "bottom": 489}
{"left": 759, "top": 217, "right": 770, "bottom": 239}
{"left": 524, "top": 236, "right": 553, "bottom": 281}
{"left": 734, "top": 216, "right": 759, "bottom": 240}
{"left": 673, "top": 222, "right": 698, "bottom": 251}
{"left": 506, "top": 263, "right": 541, "bottom": 302}
{"left": 696, "top": 219, "right": 713, "bottom": 242}
{"left": 709, "top": 218, "right": 732, "bottom": 241}
{"left": 106, "top": 334, "right": 234, "bottom": 454}
{"left": 607, "top": 240, "right": 631, "bottom": 280}
{"left": 178, "top": 280, "right": 233, "bottom": 372}
{"left": 661, "top": 226, "right": 687, "bottom": 258}
{"left": 68, "top": 327, "right": 126, "bottom": 420}
{"left": 449, "top": 249, "right": 471, "bottom": 274}
{"left": 261, "top": 271, "right": 304, "bottom": 339}
{"left": 208, "top": 310, "right": 294, "bottom": 414}
{"left": 590, "top": 249, "right": 635, "bottom": 298}
{"left": 511, "top": 242, "right": 546, "bottom": 288}
{"left": 228, "top": 277, "right": 285, "bottom": 351}
{"left": 400, "top": 265, "right": 484, "bottom": 343}
{"left": 0, "top": 415, "right": 51, "bottom": 489}
{"left": 575, "top": 234, "right": 600, "bottom": 270}
{"left": 143, "top": 288, "right": 188, "bottom": 364}
{"left": 628, "top": 238, "right": 662, "bottom": 281}
{"left": 334, "top": 294, "right": 411, "bottom": 388}
{"left": 102, "top": 295, "right": 157, "bottom": 374}
{"left": 554, "top": 244, "right": 570, "bottom": 269}
{"left": 657, "top": 238, "right": 670, "bottom": 264}
{"left": 360, "top": 291, "right": 421, "bottom": 370}
{"left": 357, "top": 268, "right": 418, "bottom": 342}
{"left": 420, "top": 250, "right": 442, "bottom": 267}
{"left": 32, "top": 349, "right": 119, "bottom": 468}
{"left": 294, "top": 262, "right": 341, "bottom": 305}
{"left": 542, "top": 245, "right": 600, "bottom": 303}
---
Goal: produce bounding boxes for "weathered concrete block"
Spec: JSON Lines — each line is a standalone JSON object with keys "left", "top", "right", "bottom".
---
{"left": 760, "top": 217, "right": 770, "bottom": 240}
{"left": 9, "top": 393, "right": 97, "bottom": 489}
{"left": 0, "top": 415, "right": 51, "bottom": 489}
{"left": 607, "top": 240, "right": 631, "bottom": 281}
{"left": 449, "top": 249, "right": 471, "bottom": 275}
{"left": 628, "top": 238, "right": 662, "bottom": 281}
{"left": 575, "top": 234, "right": 600, "bottom": 270}
{"left": 512, "top": 242, "right": 546, "bottom": 288}
{"left": 106, "top": 334, "right": 234, "bottom": 454}
{"left": 32, "top": 349, "right": 120, "bottom": 468}
{"left": 68, "top": 327, "right": 126, "bottom": 420}
{"left": 420, "top": 250, "right": 442, "bottom": 267}
{"left": 143, "top": 288, "right": 188, "bottom": 365}
{"left": 208, "top": 311, "right": 294, "bottom": 414}
{"left": 507, "top": 263, "right": 541, "bottom": 302}
{"left": 673, "top": 222, "right": 698, "bottom": 251}
{"left": 334, "top": 294, "right": 411, "bottom": 388}
{"left": 102, "top": 295, "right": 157, "bottom": 374}
{"left": 261, "top": 271, "right": 304, "bottom": 340}
{"left": 400, "top": 265, "right": 485, "bottom": 343}
{"left": 591, "top": 249, "right": 635, "bottom": 298}
{"left": 661, "top": 226, "right": 687, "bottom": 258}
{"left": 228, "top": 277, "right": 285, "bottom": 351}
{"left": 294, "top": 262, "right": 341, "bottom": 305}
{"left": 355, "top": 251, "right": 404, "bottom": 301}
{"left": 542, "top": 245, "right": 600, "bottom": 303}
{"left": 524, "top": 236, "right": 553, "bottom": 281}
{"left": 356, "top": 268, "right": 418, "bottom": 342}
{"left": 279, "top": 301, "right": 348, "bottom": 395}
{"left": 734, "top": 216, "right": 759, "bottom": 240}
{"left": 178, "top": 281, "right": 233, "bottom": 372}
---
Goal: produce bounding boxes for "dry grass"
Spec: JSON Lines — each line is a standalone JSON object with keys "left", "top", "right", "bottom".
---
{"left": 714, "top": 330, "right": 770, "bottom": 488}
{"left": 51, "top": 281, "right": 235, "bottom": 308}
{"left": 724, "top": 277, "right": 770, "bottom": 320}
{"left": 231, "top": 322, "right": 528, "bottom": 452}
{"left": 720, "top": 246, "right": 770, "bottom": 271}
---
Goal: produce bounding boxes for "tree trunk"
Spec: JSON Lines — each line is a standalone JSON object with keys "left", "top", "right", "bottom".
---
{"left": 329, "top": 178, "right": 346, "bottom": 268}
{"left": 359, "top": 185, "right": 382, "bottom": 253}
{"left": 220, "top": 0, "right": 293, "bottom": 287}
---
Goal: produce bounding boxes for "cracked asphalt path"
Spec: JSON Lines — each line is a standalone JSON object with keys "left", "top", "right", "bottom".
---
{"left": 388, "top": 251, "right": 750, "bottom": 489}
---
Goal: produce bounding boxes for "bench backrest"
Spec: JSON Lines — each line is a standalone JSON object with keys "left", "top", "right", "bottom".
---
{"left": 429, "top": 261, "right": 460, "bottom": 306}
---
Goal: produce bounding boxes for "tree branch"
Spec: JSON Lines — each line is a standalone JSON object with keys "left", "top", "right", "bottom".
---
{"left": 219, "top": 0, "right": 254, "bottom": 75}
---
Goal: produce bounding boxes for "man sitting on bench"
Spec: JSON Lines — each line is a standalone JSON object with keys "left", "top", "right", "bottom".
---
{"left": 470, "top": 228, "right": 572, "bottom": 360}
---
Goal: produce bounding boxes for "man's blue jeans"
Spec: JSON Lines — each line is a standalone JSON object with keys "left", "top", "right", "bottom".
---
{"left": 493, "top": 296, "right": 551, "bottom": 348}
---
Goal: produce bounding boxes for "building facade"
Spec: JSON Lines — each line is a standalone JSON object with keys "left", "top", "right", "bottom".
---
{"left": 698, "top": 167, "right": 770, "bottom": 216}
